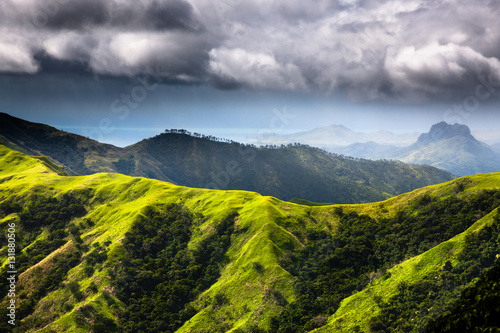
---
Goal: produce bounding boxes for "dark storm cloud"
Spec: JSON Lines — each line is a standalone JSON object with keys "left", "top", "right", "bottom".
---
{"left": 45, "top": 0, "right": 203, "bottom": 32}
{"left": 209, "top": 73, "right": 242, "bottom": 90}
{"left": 0, "top": 0, "right": 212, "bottom": 80}
{"left": 6, "top": 0, "right": 203, "bottom": 32}
{"left": 1, "top": 0, "right": 500, "bottom": 102}
{"left": 32, "top": 52, "right": 92, "bottom": 74}
{"left": 42, "top": 0, "right": 109, "bottom": 30}
{"left": 106, "top": 0, "right": 204, "bottom": 32}
{"left": 202, "top": 0, "right": 500, "bottom": 101}
{"left": 145, "top": 0, "right": 204, "bottom": 31}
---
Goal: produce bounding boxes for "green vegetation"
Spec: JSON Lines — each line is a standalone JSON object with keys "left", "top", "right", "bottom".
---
{"left": 0, "top": 145, "right": 499, "bottom": 333}
{"left": 112, "top": 204, "right": 237, "bottom": 332}
{"left": 0, "top": 192, "right": 87, "bottom": 332}
{"left": 369, "top": 210, "right": 500, "bottom": 332}
{"left": 288, "top": 198, "right": 334, "bottom": 206}
{"left": 426, "top": 212, "right": 500, "bottom": 333}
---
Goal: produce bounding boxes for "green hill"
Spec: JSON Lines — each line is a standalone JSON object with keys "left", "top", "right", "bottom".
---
{"left": 0, "top": 145, "right": 498, "bottom": 332}
{"left": 0, "top": 112, "right": 454, "bottom": 203}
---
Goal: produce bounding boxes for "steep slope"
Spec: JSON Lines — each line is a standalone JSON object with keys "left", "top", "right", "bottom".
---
{"left": 269, "top": 174, "right": 500, "bottom": 332}
{"left": 426, "top": 256, "right": 500, "bottom": 332}
{"left": 312, "top": 195, "right": 500, "bottom": 332}
{"left": 0, "top": 146, "right": 499, "bottom": 332}
{"left": 0, "top": 145, "right": 308, "bottom": 332}
{"left": 0, "top": 113, "right": 454, "bottom": 203}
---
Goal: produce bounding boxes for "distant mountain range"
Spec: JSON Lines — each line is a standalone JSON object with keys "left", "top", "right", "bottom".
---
{"left": 251, "top": 124, "right": 420, "bottom": 148}
{"left": 256, "top": 121, "right": 500, "bottom": 177}
{"left": 0, "top": 112, "right": 453, "bottom": 203}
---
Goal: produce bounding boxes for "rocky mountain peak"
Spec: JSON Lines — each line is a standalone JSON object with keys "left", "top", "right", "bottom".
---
{"left": 416, "top": 122, "right": 473, "bottom": 145}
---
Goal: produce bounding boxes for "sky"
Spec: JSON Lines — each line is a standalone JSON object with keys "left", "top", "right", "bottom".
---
{"left": 0, "top": 0, "right": 500, "bottom": 147}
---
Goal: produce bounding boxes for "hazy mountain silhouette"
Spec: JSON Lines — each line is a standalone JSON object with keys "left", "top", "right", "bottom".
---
{"left": 396, "top": 122, "right": 500, "bottom": 176}
{"left": 250, "top": 124, "right": 419, "bottom": 149}
{"left": 323, "top": 122, "right": 500, "bottom": 177}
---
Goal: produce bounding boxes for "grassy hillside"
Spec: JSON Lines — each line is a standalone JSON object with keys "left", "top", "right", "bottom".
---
{"left": 0, "top": 113, "right": 454, "bottom": 204}
{"left": 311, "top": 200, "right": 500, "bottom": 332}
{"left": 0, "top": 145, "right": 498, "bottom": 332}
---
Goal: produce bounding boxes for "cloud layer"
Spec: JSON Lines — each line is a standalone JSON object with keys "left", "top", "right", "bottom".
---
{"left": 1, "top": 0, "right": 500, "bottom": 101}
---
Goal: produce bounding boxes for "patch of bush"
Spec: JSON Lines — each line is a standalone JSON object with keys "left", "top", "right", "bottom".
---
{"left": 111, "top": 204, "right": 237, "bottom": 333}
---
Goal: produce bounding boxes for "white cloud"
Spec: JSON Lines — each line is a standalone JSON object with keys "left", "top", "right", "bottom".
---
{"left": 0, "top": 38, "right": 39, "bottom": 74}
{"left": 209, "top": 47, "right": 307, "bottom": 91}
{"left": 386, "top": 42, "right": 500, "bottom": 94}
{"left": 43, "top": 32, "right": 96, "bottom": 62}
{"left": 89, "top": 31, "right": 210, "bottom": 79}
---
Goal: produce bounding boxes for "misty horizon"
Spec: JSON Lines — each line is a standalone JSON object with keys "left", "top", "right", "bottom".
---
{"left": 5, "top": 112, "right": 499, "bottom": 149}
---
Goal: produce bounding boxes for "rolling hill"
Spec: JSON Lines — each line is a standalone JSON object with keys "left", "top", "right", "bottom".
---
{"left": 0, "top": 113, "right": 454, "bottom": 203}
{"left": 0, "top": 145, "right": 499, "bottom": 332}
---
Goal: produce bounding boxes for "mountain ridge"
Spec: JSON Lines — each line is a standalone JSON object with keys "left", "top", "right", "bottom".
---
{"left": 0, "top": 113, "right": 453, "bottom": 203}
{"left": 399, "top": 122, "right": 500, "bottom": 176}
